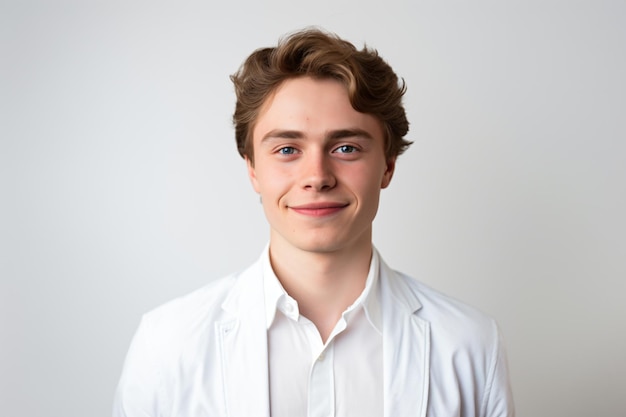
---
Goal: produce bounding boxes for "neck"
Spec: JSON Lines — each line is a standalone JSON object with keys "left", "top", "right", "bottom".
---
{"left": 268, "top": 233, "right": 373, "bottom": 343}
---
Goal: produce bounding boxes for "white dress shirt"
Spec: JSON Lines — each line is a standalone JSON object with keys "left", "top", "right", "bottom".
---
{"left": 263, "top": 249, "right": 383, "bottom": 417}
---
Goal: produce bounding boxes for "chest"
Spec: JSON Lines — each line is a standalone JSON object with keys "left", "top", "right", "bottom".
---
{"left": 267, "top": 308, "right": 383, "bottom": 417}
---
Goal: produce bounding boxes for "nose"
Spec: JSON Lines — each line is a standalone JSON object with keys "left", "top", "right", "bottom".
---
{"left": 300, "top": 150, "right": 336, "bottom": 191}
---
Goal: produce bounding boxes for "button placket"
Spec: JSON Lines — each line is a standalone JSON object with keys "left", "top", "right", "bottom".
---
{"left": 308, "top": 343, "right": 334, "bottom": 417}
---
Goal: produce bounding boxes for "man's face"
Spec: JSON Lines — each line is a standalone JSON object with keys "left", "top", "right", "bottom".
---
{"left": 247, "top": 76, "right": 395, "bottom": 255}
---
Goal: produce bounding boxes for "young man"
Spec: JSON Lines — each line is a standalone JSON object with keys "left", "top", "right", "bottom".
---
{"left": 113, "top": 29, "right": 515, "bottom": 417}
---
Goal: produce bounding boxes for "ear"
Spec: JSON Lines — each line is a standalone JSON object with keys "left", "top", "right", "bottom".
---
{"left": 380, "top": 157, "right": 396, "bottom": 189}
{"left": 246, "top": 156, "right": 261, "bottom": 193}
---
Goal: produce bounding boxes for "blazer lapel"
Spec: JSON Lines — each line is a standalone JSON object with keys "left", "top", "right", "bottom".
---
{"left": 217, "top": 261, "right": 270, "bottom": 417}
{"left": 380, "top": 258, "right": 430, "bottom": 417}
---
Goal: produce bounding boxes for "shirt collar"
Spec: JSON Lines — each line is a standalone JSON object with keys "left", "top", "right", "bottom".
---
{"left": 262, "top": 245, "right": 382, "bottom": 333}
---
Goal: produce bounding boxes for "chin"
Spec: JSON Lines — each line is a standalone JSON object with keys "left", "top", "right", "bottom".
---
{"left": 272, "top": 224, "right": 371, "bottom": 255}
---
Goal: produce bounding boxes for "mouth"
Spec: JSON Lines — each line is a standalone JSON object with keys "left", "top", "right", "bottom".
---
{"left": 288, "top": 202, "right": 349, "bottom": 217}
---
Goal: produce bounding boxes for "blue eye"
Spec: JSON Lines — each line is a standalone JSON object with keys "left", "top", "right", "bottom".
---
{"left": 335, "top": 145, "right": 357, "bottom": 153}
{"left": 278, "top": 147, "right": 297, "bottom": 155}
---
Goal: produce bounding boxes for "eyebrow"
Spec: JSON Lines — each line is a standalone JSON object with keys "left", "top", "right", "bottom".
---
{"left": 261, "top": 128, "right": 375, "bottom": 142}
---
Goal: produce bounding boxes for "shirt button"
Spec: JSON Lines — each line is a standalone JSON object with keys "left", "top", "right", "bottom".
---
{"left": 318, "top": 352, "right": 325, "bottom": 361}
{"left": 283, "top": 303, "right": 294, "bottom": 313}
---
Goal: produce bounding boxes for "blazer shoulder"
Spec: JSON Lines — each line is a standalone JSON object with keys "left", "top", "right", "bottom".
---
{"left": 144, "top": 273, "right": 236, "bottom": 325}
{"left": 137, "top": 260, "right": 260, "bottom": 352}
{"left": 114, "top": 266, "right": 259, "bottom": 416}
{"left": 392, "top": 270, "right": 499, "bottom": 347}
{"left": 394, "top": 273, "right": 515, "bottom": 415}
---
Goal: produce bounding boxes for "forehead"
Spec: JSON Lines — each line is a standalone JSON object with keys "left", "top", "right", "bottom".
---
{"left": 252, "top": 77, "right": 384, "bottom": 143}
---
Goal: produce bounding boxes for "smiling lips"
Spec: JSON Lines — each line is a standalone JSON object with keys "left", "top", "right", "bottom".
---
{"left": 289, "top": 202, "right": 349, "bottom": 217}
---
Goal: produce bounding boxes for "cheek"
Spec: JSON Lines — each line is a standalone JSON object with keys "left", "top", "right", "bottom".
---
{"left": 348, "top": 180, "right": 382, "bottom": 209}
{"left": 256, "top": 170, "right": 291, "bottom": 198}
{"left": 347, "top": 165, "right": 386, "bottom": 195}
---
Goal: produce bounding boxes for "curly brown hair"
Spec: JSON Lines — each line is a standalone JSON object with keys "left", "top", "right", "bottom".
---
{"left": 230, "top": 28, "right": 412, "bottom": 162}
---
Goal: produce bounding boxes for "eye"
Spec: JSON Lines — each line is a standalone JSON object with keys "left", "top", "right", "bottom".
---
{"left": 278, "top": 146, "right": 297, "bottom": 155}
{"left": 334, "top": 145, "right": 357, "bottom": 154}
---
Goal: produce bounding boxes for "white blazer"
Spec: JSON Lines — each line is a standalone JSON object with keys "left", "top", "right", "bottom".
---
{"left": 113, "top": 251, "right": 514, "bottom": 417}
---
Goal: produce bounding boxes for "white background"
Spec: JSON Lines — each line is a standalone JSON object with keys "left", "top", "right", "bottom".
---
{"left": 1, "top": 1, "right": 625, "bottom": 416}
